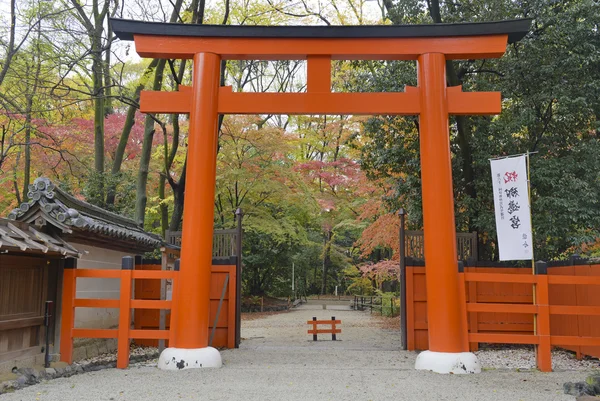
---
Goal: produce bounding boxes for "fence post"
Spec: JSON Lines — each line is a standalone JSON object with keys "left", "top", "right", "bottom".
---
{"left": 44, "top": 300, "right": 54, "bottom": 368}
{"left": 535, "top": 261, "right": 551, "bottom": 372}
{"left": 567, "top": 255, "right": 584, "bottom": 359}
{"left": 169, "top": 259, "right": 180, "bottom": 344}
{"left": 59, "top": 258, "right": 77, "bottom": 364}
{"left": 457, "top": 261, "right": 470, "bottom": 351}
{"left": 466, "top": 260, "right": 479, "bottom": 352}
{"left": 406, "top": 264, "right": 415, "bottom": 351}
{"left": 159, "top": 251, "right": 168, "bottom": 353}
{"left": 117, "top": 256, "right": 134, "bottom": 369}
{"left": 312, "top": 317, "right": 317, "bottom": 341}
{"left": 235, "top": 208, "right": 244, "bottom": 348}
{"left": 399, "top": 208, "right": 407, "bottom": 350}
{"left": 331, "top": 316, "right": 337, "bottom": 341}
{"left": 471, "top": 231, "right": 479, "bottom": 262}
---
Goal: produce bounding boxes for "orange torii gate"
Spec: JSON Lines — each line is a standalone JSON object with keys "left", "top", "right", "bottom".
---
{"left": 111, "top": 18, "right": 529, "bottom": 374}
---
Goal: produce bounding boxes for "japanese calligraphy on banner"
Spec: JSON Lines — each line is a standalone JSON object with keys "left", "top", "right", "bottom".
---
{"left": 490, "top": 155, "right": 533, "bottom": 261}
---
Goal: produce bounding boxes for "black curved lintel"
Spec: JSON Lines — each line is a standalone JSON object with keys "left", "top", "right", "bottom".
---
{"left": 110, "top": 18, "right": 530, "bottom": 44}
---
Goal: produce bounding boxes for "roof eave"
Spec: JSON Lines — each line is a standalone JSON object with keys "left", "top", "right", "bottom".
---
{"left": 110, "top": 18, "right": 531, "bottom": 44}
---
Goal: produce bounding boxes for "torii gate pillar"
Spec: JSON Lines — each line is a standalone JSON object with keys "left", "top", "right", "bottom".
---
{"left": 414, "top": 53, "right": 478, "bottom": 372}
{"left": 111, "top": 18, "right": 530, "bottom": 374}
{"left": 157, "top": 52, "right": 223, "bottom": 369}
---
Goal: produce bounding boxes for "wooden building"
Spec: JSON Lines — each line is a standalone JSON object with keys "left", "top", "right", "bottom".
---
{"left": 1, "top": 177, "right": 161, "bottom": 372}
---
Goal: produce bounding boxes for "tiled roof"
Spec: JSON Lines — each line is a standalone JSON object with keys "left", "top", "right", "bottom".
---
{"left": 7, "top": 177, "right": 162, "bottom": 252}
{"left": 0, "top": 218, "right": 81, "bottom": 257}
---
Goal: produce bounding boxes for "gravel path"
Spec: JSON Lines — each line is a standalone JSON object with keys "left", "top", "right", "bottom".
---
{"left": 1, "top": 303, "right": 597, "bottom": 401}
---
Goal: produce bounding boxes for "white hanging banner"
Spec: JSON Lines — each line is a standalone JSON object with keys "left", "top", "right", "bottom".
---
{"left": 490, "top": 155, "right": 533, "bottom": 261}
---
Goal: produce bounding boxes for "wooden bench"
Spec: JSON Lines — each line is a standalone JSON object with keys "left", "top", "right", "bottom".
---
{"left": 307, "top": 316, "right": 341, "bottom": 341}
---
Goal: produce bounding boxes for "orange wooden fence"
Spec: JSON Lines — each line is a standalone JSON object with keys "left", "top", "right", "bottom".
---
{"left": 307, "top": 317, "right": 341, "bottom": 341}
{"left": 134, "top": 263, "right": 236, "bottom": 349}
{"left": 60, "top": 257, "right": 176, "bottom": 368}
{"left": 406, "top": 262, "right": 600, "bottom": 371}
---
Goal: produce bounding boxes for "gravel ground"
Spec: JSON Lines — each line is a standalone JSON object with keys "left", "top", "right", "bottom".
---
{"left": 476, "top": 347, "right": 600, "bottom": 371}
{"left": 0, "top": 303, "right": 597, "bottom": 401}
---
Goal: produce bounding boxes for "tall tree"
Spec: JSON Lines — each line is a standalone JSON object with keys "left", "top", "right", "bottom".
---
{"left": 133, "top": 0, "right": 187, "bottom": 226}
{"left": 67, "top": 0, "right": 114, "bottom": 205}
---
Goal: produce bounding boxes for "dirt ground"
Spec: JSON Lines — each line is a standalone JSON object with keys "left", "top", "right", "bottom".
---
{"left": 0, "top": 301, "right": 596, "bottom": 401}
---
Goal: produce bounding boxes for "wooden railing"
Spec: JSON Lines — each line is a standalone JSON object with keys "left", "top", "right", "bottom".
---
{"left": 166, "top": 229, "right": 238, "bottom": 259}
{"left": 405, "top": 230, "right": 477, "bottom": 261}
{"left": 351, "top": 296, "right": 400, "bottom": 317}
{"left": 60, "top": 257, "right": 177, "bottom": 369}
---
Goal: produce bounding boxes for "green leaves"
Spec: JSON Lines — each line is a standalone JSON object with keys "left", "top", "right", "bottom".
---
{"left": 357, "top": 0, "right": 600, "bottom": 260}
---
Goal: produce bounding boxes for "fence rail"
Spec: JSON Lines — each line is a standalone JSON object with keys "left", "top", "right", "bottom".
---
{"left": 404, "top": 230, "right": 477, "bottom": 261}
{"left": 351, "top": 295, "right": 400, "bottom": 317}
{"left": 60, "top": 257, "right": 178, "bottom": 369}
{"left": 166, "top": 229, "right": 238, "bottom": 259}
{"left": 461, "top": 262, "right": 600, "bottom": 372}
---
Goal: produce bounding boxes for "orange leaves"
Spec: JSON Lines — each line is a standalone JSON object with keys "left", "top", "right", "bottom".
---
{"left": 356, "top": 212, "right": 401, "bottom": 259}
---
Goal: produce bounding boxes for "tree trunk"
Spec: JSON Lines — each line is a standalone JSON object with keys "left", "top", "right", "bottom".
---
{"left": 104, "top": 23, "right": 113, "bottom": 115}
{"left": 134, "top": 60, "right": 164, "bottom": 226}
{"left": 68, "top": 0, "right": 112, "bottom": 206}
{"left": 321, "top": 230, "right": 332, "bottom": 295}
{"left": 23, "top": 110, "right": 31, "bottom": 202}
{"left": 0, "top": 0, "right": 17, "bottom": 89}
{"left": 428, "top": 0, "right": 477, "bottom": 222}
{"left": 133, "top": 0, "right": 184, "bottom": 226}
{"left": 383, "top": 0, "right": 478, "bottom": 229}
{"left": 22, "top": 27, "right": 42, "bottom": 202}
{"left": 168, "top": 159, "right": 186, "bottom": 231}
{"left": 160, "top": 112, "right": 182, "bottom": 236}
{"left": 105, "top": 59, "right": 160, "bottom": 206}
{"left": 92, "top": 37, "right": 105, "bottom": 206}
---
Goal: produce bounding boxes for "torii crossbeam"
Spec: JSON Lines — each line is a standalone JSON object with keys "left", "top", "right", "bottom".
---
{"left": 112, "top": 18, "right": 530, "bottom": 374}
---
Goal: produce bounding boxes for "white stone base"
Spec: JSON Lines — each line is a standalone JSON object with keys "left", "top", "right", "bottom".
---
{"left": 158, "top": 347, "right": 222, "bottom": 370}
{"left": 415, "top": 350, "right": 481, "bottom": 374}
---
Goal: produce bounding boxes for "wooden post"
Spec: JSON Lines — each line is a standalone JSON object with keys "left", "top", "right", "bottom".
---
{"left": 159, "top": 248, "right": 168, "bottom": 352}
{"left": 235, "top": 208, "right": 243, "bottom": 348}
{"left": 169, "top": 259, "right": 180, "bottom": 345}
{"left": 331, "top": 316, "right": 337, "bottom": 341}
{"left": 570, "top": 255, "right": 583, "bottom": 359}
{"left": 170, "top": 52, "right": 221, "bottom": 350}
{"left": 312, "top": 317, "right": 317, "bottom": 341}
{"left": 406, "top": 265, "right": 415, "bottom": 351}
{"left": 59, "top": 258, "right": 77, "bottom": 364}
{"left": 117, "top": 256, "right": 134, "bottom": 369}
{"left": 467, "top": 265, "right": 479, "bottom": 352}
{"left": 471, "top": 231, "right": 479, "bottom": 262}
{"left": 418, "top": 53, "right": 467, "bottom": 353}
{"left": 535, "top": 261, "right": 552, "bottom": 372}
{"left": 399, "top": 208, "right": 407, "bottom": 349}
{"left": 457, "top": 262, "right": 470, "bottom": 351}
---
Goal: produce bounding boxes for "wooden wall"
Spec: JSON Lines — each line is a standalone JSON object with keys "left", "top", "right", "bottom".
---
{"left": 0, "top": 255, "right": 48, "bottom": 363}
{"left": 134, "top": 264, "right": 236, "bottom": 349}
{"left": 406, "top": 264, "right": 600, "bottom": 358}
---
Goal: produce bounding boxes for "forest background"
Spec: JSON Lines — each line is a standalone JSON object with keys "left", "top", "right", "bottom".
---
{"left": 1, "top": 0, "right": 599, "bottom": 298}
